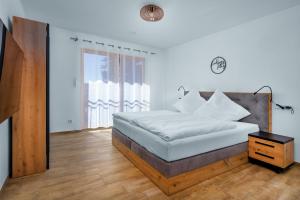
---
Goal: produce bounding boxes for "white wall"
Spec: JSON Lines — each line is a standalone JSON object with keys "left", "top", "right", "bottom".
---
{"left": 0, "top": 0, "right": 24, "bottom": 29}
{"left": 165, "top": 5, "right": 300, "bottom": 162}
{"left": 50, "top": 26, "right": 165, "bottom": 132}
{"left": 0, "top": 0, "right": 25, "bottom": 190}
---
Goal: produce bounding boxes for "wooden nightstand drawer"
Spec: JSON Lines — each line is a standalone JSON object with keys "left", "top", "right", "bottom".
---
{"left": 249, "top": 136, "right": 283, "bottom": 167}
{"left": 249, "top": 137, "right": 283, "bottom": 156}
{"left": 248, "top": 133, "right": 294, "bottom": 169}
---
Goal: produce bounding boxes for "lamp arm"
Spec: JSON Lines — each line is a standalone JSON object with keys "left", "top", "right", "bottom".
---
{"left": 253, "top": 85, "right": 273, "bottom": 102}
{"left": 254, "top": 86, "right": 294, "bottom": 114}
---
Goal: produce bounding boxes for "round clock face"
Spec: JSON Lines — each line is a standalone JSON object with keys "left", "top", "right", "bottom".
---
{"left": 211, "top": 57, "right": 226, "bottom": 74}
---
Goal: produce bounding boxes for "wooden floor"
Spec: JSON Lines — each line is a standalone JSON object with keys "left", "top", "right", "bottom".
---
{"left": 1, "top": 130, "right": 300, "bottom": 200}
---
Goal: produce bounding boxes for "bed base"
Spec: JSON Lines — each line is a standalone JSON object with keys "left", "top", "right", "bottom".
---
{"left": 112, "top": 135, "right": 248, "bottom": 195}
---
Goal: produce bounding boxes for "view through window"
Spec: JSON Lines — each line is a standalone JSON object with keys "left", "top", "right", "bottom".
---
{"left": 81, "top": 49, "right": 150, "bottom": 128}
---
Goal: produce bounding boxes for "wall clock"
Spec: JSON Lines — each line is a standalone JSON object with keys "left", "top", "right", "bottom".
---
{"left": 210, "top": 56, "right": 226, "bottom": 74}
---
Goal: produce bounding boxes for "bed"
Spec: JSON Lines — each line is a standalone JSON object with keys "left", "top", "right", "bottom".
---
{"left": 112, "top": 92, "right": 272, "bottom": 195}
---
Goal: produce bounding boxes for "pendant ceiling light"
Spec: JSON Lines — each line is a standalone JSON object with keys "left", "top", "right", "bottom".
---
{"left": 140, "top": 4, "right": 164, "bottom": 22}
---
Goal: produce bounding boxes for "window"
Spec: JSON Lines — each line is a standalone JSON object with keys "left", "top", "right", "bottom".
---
{"left": 81, "top": 49, "right": 149, "bottom": 128}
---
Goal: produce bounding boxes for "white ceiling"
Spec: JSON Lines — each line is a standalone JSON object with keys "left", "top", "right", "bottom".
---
{"left": 20, "top": 0, "right": 300, "bottom": 49}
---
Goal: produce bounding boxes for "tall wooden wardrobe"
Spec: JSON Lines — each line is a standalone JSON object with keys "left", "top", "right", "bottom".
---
{"left": 11, "top": 16, "right": 49, "bottom": 178}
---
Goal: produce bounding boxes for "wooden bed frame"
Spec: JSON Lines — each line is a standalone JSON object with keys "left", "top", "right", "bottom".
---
{"left": 112, "top": 92, "right": 272, "bottom": 195}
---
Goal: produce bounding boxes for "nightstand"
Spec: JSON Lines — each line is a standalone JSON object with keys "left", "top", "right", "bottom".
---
{"left": 248, "top": 131, "right": 294, "bottom": 170}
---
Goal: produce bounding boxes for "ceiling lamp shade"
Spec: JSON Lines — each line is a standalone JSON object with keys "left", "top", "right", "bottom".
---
{"left": 140, "top": 4, "right": 164, "bottom": 22}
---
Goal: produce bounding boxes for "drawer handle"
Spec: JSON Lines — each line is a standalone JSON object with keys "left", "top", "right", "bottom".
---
{"left": 255, "top": 152, "right": 274, "bottom": 159}
{"left": 255, "top": 141, "right": 274, "bottom": 148}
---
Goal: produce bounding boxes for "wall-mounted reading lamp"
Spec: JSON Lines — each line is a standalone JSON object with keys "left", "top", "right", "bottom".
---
{"left": 253, "top": 85, "right": 294, "bottom": 114}
{"left": 178, "top": 85, "right": 189, "bottom": 99}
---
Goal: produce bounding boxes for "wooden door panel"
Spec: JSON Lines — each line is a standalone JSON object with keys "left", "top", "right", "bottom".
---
{"left": 12, "top": 17, "right": 47, "bottom": 177}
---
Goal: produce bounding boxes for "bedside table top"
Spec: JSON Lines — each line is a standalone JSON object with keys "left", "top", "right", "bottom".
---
{"left": 249, "top": 131, "right": 294, "bottom": 144}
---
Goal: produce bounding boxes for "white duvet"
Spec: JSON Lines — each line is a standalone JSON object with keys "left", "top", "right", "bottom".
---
{"left": 113, "top": 110, "right": 178, "bottom": 123}
{"left": 113, "top": 111, "right": 237, "bottom": 142}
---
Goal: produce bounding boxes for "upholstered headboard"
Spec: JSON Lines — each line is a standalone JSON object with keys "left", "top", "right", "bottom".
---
{"left": 199, "top": 92, "right": 272, "bottom": 132}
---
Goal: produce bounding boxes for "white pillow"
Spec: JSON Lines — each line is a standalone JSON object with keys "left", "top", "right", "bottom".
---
{"left": 194, "top": 89, "right": 251, "bottom": 121}
{"left": 173, "top": 91, "right": 206, "bottom": 113}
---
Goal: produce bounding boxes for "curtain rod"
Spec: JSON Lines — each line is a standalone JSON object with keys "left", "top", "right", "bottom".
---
{"left": 70, "top": 36, "right": 157, "bottom": 55}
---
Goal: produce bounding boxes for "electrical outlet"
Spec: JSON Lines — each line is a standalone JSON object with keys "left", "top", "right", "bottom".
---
{"left": 67, "top": 120, "right": 72, "bottom": 124}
